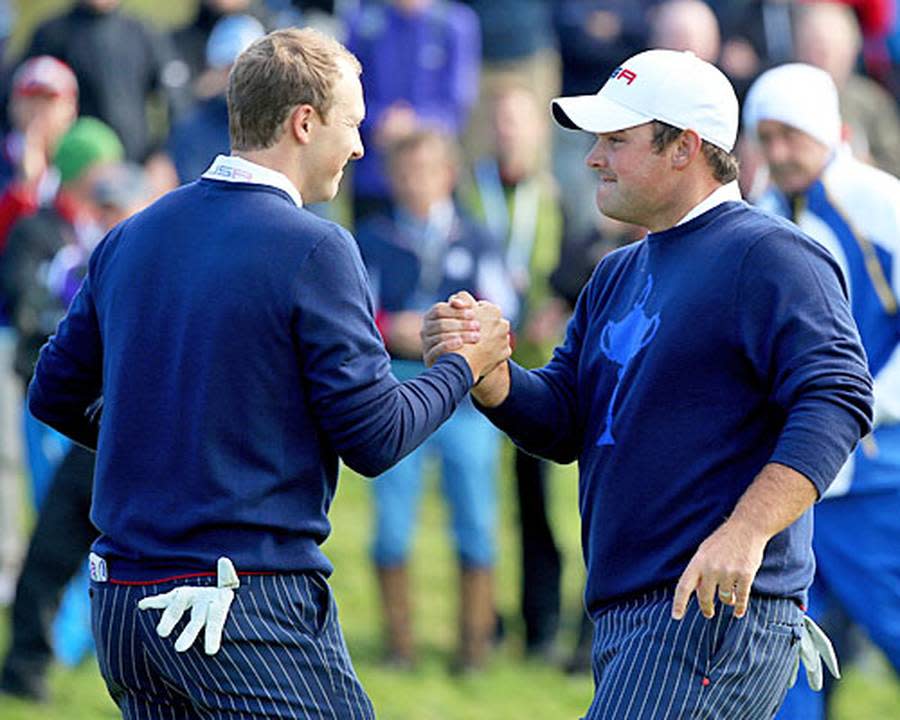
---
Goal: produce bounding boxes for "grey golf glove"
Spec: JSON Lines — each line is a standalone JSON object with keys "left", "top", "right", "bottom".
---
{"left": 791, "top": 614, "right": 841, "bottom": 691}
{"left": 138, "top": 556, "right": 240, "bottom": 655}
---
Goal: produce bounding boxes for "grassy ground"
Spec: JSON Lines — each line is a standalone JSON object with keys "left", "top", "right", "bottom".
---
{"left": 1, "top": 446, "right": 900, "bottom": 718}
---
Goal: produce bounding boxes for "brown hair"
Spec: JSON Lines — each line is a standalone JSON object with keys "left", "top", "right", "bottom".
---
{"left": 227, "top": 28, "right": 361, "bottom": 151}
{"left": 386, "top": 128, "right": 460, "bottom": 175}
{"left": 651, "top": 120, "right": 739, "bottom": 184}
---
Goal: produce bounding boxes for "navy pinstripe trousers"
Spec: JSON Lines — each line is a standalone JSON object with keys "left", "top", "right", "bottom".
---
{"left": 90, "top": 573, "right": 375, "bottom": 719}
{"left": 584, "top": 588, "right": 803, "bottom": 720}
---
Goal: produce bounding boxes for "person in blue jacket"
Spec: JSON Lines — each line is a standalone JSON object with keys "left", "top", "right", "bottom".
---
{"left": 356, "top": 128, "right": 516, "bottom": 671}
{"left": 743, "top": 62, "right": 900, "bottom": 720}
{"left": 25, "top": 28, "right": 510, "bottom": 719}
{"left": 422, "top": 49, "right": 874, "bottom": 720}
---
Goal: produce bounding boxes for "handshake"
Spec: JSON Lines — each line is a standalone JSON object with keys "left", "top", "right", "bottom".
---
{"left": 421, "top": 291, "right": 512, "bottom": 397}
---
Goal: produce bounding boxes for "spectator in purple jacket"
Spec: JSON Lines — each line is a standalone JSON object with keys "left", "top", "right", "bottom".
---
{"left": 345, "top": 0, "right": 480, "bottom": 222}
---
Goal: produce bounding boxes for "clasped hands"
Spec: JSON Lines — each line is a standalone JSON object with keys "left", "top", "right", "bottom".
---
{"left": 421, "top": 291, "right": 511, "bottom": 387}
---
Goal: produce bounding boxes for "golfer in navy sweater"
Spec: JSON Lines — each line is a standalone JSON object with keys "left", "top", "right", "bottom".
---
{"left": 27, "top": 29, "right": 510, "bottom": 719}
{"left": 424, "top": 50, "right": 874, "bottom": 719}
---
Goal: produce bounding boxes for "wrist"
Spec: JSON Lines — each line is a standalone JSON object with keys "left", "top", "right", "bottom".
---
{"left": 471, "top": 361, "right": 510, "bottom": 407}
{"left": 722, "top": 511, "right": 770, "bottom": 548}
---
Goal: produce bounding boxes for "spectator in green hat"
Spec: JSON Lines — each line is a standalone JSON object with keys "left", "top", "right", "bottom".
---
{"left": 53, "top": 117, "right": 124, "bottom": 191}
{"left": 0, "top": 115, "right": 123, "bottom": 702}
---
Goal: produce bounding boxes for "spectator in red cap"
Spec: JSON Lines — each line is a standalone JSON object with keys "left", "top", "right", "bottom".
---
{"left": 0, "top": 56, "right": 78, "bottom": 251}
{"left": 0, "top": 56, "right": 78, "bottom": 612}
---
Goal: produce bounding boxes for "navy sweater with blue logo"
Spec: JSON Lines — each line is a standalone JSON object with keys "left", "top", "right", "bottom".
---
{"left": 28, "top": 179, "right": 474, "bottom": 581}
{"left": 479, "top": 201, "right": 873, "bottom": 612}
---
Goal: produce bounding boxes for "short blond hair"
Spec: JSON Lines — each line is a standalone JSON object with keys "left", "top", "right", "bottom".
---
{"left": 227, "top": 28, "right": 361, "bottom": 151}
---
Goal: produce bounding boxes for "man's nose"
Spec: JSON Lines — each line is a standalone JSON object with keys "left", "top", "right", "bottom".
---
{"left": 585, "top": 139, "right": 606, "bottom": 169}
{"left": 762, "top": 138, "right": 789, "bottom": 165}
{"left": 351, "top": 130, "right": 364, "bottom": 160}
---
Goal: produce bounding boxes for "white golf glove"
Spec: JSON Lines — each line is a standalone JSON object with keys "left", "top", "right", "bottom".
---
{"left": 137, "top": 557, "right": 240, "bottom": 655}
{"left": 790, "top": 615, "right": 841, "bottom": 691}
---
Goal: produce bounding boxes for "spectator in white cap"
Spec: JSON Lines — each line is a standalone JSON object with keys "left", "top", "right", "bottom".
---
{"left": 167, "top": 14, "right": 265, "bottom": 183}
{"left": 744, "top": 61, "right": 900, "bottom": 720}
{"left": 421, "top": 48, "right": 873, "bottom": 719}
{"left": 743, "top": 63, "right": 841, "bottom": 197}
{"left": 0, "top": 56, "right": 79, "bottom": 233}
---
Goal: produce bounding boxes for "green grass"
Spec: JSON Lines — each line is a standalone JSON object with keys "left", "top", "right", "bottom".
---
{"left": 2, "top": 445, "right": 900, "bottom": 718}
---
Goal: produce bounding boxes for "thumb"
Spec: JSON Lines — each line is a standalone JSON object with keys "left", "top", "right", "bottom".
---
{"left": 449, "top": 290, "right": 477, "bottom": 308}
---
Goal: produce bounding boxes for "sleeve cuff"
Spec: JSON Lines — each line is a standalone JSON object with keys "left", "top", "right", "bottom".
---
{"left": 437, "top": 352, "right": 474, "bottom": 389}
{"left": 473, "top": 361, "right": 531, "bottom": 429}
{"left": 770, "top": 400, "right": 867, "bottom": 498}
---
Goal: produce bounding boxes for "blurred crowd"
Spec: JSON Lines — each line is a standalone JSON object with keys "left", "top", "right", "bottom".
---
{"left": 0, "top": 0, "right": 897, "bottom": 714}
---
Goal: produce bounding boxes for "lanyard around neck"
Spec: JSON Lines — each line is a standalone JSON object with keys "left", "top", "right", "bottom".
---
{"left": 474, "top": 159, "right": 540, "bottom": 289}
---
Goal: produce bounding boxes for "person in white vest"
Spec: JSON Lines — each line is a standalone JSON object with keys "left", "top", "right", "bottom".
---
{"left": 744, "top": 62, "right": 900, "bottom": 720}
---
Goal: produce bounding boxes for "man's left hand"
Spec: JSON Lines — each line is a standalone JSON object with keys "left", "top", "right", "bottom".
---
{"left": 671, "top": 519, "right": 766, "bottom": 620}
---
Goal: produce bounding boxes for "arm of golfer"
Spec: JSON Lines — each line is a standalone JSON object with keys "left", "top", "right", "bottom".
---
{"left": 671, "top": 462, "right": 817, "bottom": 620}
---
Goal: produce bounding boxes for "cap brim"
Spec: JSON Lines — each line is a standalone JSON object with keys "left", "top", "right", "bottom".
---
{"left": 551, "top": 94, "right": 652, "bottom": 133}
{"left": 14, "top": 85, "right": 67, "bottom": 98}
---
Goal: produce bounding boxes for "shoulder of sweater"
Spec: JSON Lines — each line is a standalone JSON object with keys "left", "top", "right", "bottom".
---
{"left": 735, "top": 205, "right": 818, "bottom": 255}
{"left": 138, "top": 182, "right": 348, "bottom": 243}
{"left": 738, "top": 209, "right": 840, "bottom": 278}
{"left": 702, "top": 202, "right": 802, "bottom": 248}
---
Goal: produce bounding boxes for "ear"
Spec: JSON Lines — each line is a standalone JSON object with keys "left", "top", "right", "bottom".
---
{"left": 672, "top": 130, "right": 703, "bottom": 170}
{"left": 290, "top": 104, "right": 317, "bottom": 146}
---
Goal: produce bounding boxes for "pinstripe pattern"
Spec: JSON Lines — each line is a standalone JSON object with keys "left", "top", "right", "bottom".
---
{"left": 90, "top": 573, "right": 375, "bottom": 719}
{"left": 582, "top": 588, "right": 802, "bottom": 720}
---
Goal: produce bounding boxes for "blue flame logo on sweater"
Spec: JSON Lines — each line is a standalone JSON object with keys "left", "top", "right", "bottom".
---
{"left": 596, "top": 275, "right": 660, "bottom": 446}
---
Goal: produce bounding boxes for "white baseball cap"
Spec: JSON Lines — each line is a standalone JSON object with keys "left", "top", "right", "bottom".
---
{"left": 551, "top": 49, "right": 739, "bottom": 152}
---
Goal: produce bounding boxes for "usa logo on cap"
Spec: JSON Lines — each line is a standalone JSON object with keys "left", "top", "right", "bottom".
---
{"left": 610, "top": 66, "right": 637, "bottom": 85}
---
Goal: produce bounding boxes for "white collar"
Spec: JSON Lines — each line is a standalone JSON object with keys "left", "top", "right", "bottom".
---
{"left": 675, "top": 180, "right": 742, "bottom": 227}
{"left": 201, "top": 155, "right": 303, "bottom": 208}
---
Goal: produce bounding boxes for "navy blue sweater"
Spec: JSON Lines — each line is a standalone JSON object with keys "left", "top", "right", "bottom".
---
{"left": 28, "top": 179, "right": 474, "bottom": 581}
{"left": 479, "top": 202, "right": 873, "bottom": 612}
